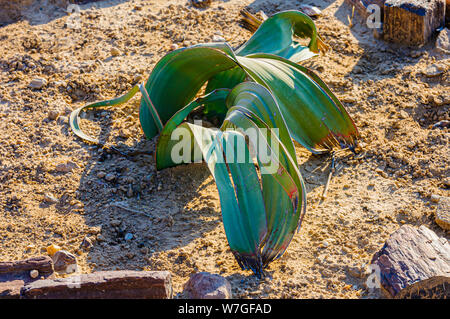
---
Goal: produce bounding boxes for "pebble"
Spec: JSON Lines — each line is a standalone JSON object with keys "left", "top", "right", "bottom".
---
{"left": 29, "top": 77, "right": 47, "bottom": 89}
{"left": 430, "top": 194, "right": 441, "bottom": 203}
{"left": 110, "top": 219, "right": 121, "bottom": 227}
{"left": 183, "top": 272, "right": 232, "bottom": 299}
{"left": 299, "top": 4, "right": 322, "bottom": 17}
{"left": 105, "top": 173, "right": 116, "bottom": 182}
{"left": 52, "top": 250, "right": 78, "bottom": 273}
{"left": 124, "top": 233, "right": 133, "bottom": 241}
{"left": 212, "top": 35, "right": 226, "bottom": 42}
{"left": 55, "top": 161, "right": 78, "bottom": 173}
{"left": 48, "top": 110, "right": 59, "bottom": 120}
{"left": 43, "top": 193, "right": 58, "bottom": 204}
{"left": 46, "top": 244, "right": 61, "bottom": 256}
{"left": 111, "top": 47, "right": 121, "bottom": 56}
{"left": 434, "top": 196, "right": 450, "bottom": 231}
{"left": 80, "top": 236, "right": 93, "bottom": 251}
{"left": 423, "top": 64, "right": 446, "bottom": 77}
{"left": 29, "top": 269, "right": 39, "bottom": 279}
{"left": 96, "top": 171, "right": 106, "bottom": 178}
{"left": 170, "top": 44, "right": 179, "bottom": 51}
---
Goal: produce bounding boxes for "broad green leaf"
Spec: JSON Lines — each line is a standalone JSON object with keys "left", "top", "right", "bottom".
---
{"left": 236, "top": 10, "right": 328, "bottom": 62}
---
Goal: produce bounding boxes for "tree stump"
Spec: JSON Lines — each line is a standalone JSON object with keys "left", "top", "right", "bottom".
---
{"left": 21, "top": 270, "right": 173, "bottom": 299}
{"left": 371, "top": 225, "right": 450, "bottom": 298}
{"left": 383, "top": 0, "right": 446, "bottom": 46}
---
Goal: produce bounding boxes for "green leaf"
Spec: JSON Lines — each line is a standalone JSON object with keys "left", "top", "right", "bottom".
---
{"left": 236, "top": 10, "right": 328, "bottom": 62}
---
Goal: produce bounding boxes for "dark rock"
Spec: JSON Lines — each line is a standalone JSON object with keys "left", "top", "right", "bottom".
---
{"left": 52, "top": 250, "right": 78, "bottom": 274}
{"left": 371, "top": 225, "right": 450, "bottom": 298}
{"left": 183, "top": 272, "right": 232, "bottom": 299}
{"left": 21, "top": 270, "right": 172, "bottom": 299}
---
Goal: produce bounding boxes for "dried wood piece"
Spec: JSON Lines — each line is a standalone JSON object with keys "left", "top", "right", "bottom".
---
{"left": 395, "top": 276, "right": 450, "bottom": 299}
{"left": 371, "top": 225, "right": 450, "bottom": 298}
{"left": 383, "top": 0, "right": 446, "bottom": 46}
{"left": 21, "top": 270, "right": 172, "bottom": 299}
{"left": 0, "top": 256, "right": 54, "bottom": 298}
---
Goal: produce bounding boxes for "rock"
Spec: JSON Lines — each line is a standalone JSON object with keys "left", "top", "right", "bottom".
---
{"left": 110, "top": 47, "right": 121, "bottom": 57}
{"left": 212, "top": 35, "right": 225, "bottom": 42}
{"left": 105, "top": 173, "right": 116, "bottom": 182}
{"left": 52, "top": 250, "right": 78, "bottom": 274}
{"left": 383, "top": 0, "right": 446, "bottom": 46}
{"left": 299, "top": 4, "right": 322, "bottom": 17}
{"left": 43, "top": 193, "right": 58, "bottom": 204}
{"left": 21, "top": 270, "right": 172, "bottom": 299}
{"left": 423, "top": 63, "right": 446, "bottom": 77}
{"left": 371, "top": 225, "right": 450, "bottom": 298}
{"left": 434, "top": 196, "right": 450, "bottom": 230}
{"left": 430, "top": 194, "right": 441, "bottom": 203}
{"left": 55, "top": 161, "right": 78, "bottom": 173}
{"left": 183, "top": 272, "right": 232, "bottom": 299}
{"left": 170, "top": 44, "right": 178, "bottom": 51}
{"left": 46, "top": 244, "right": 61, "bottom": 257}
{"left": 436, "top": 28, "right": 450, "bottom": 54}
{"left": 110, "top": 219, "right": 121, "bottom": 227}
{"left": 96, "top": 171, "right": 106, "bottom": 179}
{"left": 80, "top": 236, "right": 93, "bottom": 251}
{"left": 28, "top": 77, "right": 47, "bottom": 89}
{"left": 124, "top": 233, "right": 133, "bottom": 241}
{"left": 48, "top": 110, "right": 59, "bottom": 120}
{"left": 29, "top": 270, "right": 39, "bottom": 279}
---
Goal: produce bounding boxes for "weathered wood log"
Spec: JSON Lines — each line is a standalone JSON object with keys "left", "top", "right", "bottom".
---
{"left": 21, "top": 270, "right": 173, "bottom": 299}
{"left": 395, "top": 276, "right": 450, "bottom": 299}
{"left": 371, "top": 225, "right": 450, "bottom": 298}
{"left": 0, "top": 256, "right": 53, "bottom": 277}
{"left": 0, "top": 256, "right": 54, "bottom": 298}
{"left": 383, "top": 0, "right": 446, "bottom": 46}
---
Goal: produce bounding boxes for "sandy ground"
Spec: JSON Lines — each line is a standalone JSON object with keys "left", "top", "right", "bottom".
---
{"left": 0, "top": 0, "right": 448, "bottom": 299}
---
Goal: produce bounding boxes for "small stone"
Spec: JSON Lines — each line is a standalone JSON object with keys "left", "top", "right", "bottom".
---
{"left": 434, "top": 196, "right": 450, "bottom": 230}
{"left": 96, "top": 171, "right": 106, "bottom": 178}
{"left": 43, "top": 193, "right": 58, "bottom": 204}
{"left": 55, "top": 161, "right": 78, "bottom": 173}
{"left": 183, "top": 272, "right": 232, "bottom": 299}
{"left": 124, "top": 233, "right": 133, "bottom": 241}
{"left": 52, "top": 250, "right": 78, "bottom": 273}
{"left": 110, "top": 219, "right": 121, "bottom": 227}
{"left": 46, "top": 244, "right": 61, "bottom": 257}
{"left": 399, "top": 110, "right": 408, "bottom": 119}
{"left": 30, "top": 269, "right": 39, "bottom": 279}
{"left": 80, "top": 236, "right": 93, "bottom": 251}
{"left": 423, "top": 64, "right": 446, "bottom": 77}
{"left": 111, "top": 47, "right": 121, "bottom": 57}
{"left": 436, "top": 28, "right": 450, "bottom": 54}
{"left": 212, "top": 35, "right": 226, "bottom": 42}
{"left": 299, "top": 4, "right": 322, "bottom": 17}
{"left": 29, "top": 77, "right": 47, "bottom": 89}
{"left": 170, "top": 44, "right": 178, "bottom": 51}
{"left": 48, "top": 110, "right": 59, "bottom": 120}
{"left": 321, "top": 240, "right": 329, "bottom": 248}
{"left": 96, "top": 234, "right": 105, "bottom": 242}
{"left": 105, "top": 173, "right": 116, "bottom": 182}
{"left": 430, "top": 194, "right": 441, "bottom": 203}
